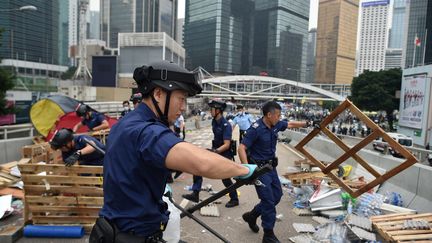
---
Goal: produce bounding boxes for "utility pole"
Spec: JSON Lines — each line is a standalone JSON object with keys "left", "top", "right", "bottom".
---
{"left": 73, "top": 0, "right": 92, "bottom": 83}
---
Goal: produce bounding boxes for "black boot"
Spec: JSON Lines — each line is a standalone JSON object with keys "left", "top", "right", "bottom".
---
{"left": 225, "top": 199, "right": 239, "bottom": 208}
{"left": 182, "top": 191, "right": 199, "bottom": 203}
{"left": 262, "top": 229, "right": 280, "bottom": 243}
{"left": 242, "top": 209, "right": 260, "bottom": 233}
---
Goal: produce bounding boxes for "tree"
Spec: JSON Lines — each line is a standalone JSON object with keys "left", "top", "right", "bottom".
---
{"left": 350, "top": 68, "right": 402, "bottom": 131}
{"left": 61, "top": 66, "right": 77, "bottom": 80}
{"left": 0, "top": 28, "right": 15, "bottom": 115}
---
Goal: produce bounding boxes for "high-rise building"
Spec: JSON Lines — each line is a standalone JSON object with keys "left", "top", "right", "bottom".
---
{"left": 68, "top": 0, "right": 79, "bottom": 65}
{"left": 402, "top": 0, "right": 429, "bottom": 68}
{"left": 59, "top": 1, "right": 70, "bottom": 66}
{"left": 385, "top": 48, "right": 403, "bottom": 70}
{"left": 357, "top": 0, "right": 389, "bottom": 75}
{"left": 184, "top": 0, "right": 254, "bottom": 75}
{"left": 0, "top": 1, "right": 60, "bottom": 64}
{"left": 389, "top": 0, "right": 406, "bottom": 49}
{"left": 306, "top": 28, "right": 317, "bottom": 82}
{"left": 176, "top": 18, "right": 184, "bottom": 47}
{"left": 184, "top": 0, "right": 309, "bottom": 80}
{"left": 89, "top": 11, "right": 100, "bottom": 40}
{"left": 315, "top": 0, "right": 359, "bottom": 84}
{"left": 252, "top": 0, "right": 309, "bottom": 81}
{"left": 424, "top": 1, "right": 432, "bottom": 65}
{"left": 101, "top": 0, "right": 178, "bottom": 48}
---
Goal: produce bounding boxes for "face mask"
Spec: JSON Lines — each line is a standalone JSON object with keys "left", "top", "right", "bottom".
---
{"left": 123, "top": 106, "right": 129, "bottom": 111}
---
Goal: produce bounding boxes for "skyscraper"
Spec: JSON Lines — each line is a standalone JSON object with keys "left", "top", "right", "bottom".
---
{"left": 184, "top": 0, "right": 254, "bottom": 75}
{"left": 252, "top": 0, "right": 309, "bottom": 81}
{"left": 389, "top": 0, "right": 406, "bottom": 49}
{"left": 101, "top": 0, "right": 178, "bottom": 48}
{"left": 0, "top": 1, "right": 60, "bottom": 64}
{"left": 306, "top": 28, "right": 317, "bottom": 83}
{"left": 357, "top": 0, "right": 389, "bottom": 75}
{"left": 184, "top": 0, "right": 309, "bottom": 80}
{"left": 402, "top": 0, "right": 428, "bottom": 68}
{"left": 59, "top": 1, "right": 70, "bottom": 66}
{"left": 315, "top": 0, "right": 359, "bottom": 84}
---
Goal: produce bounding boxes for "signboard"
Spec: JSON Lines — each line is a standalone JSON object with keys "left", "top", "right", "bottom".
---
{"left": 362, "top": 0, "right": 389, "bottom": 7}
{"left": 399, "top": 74, "right": 427, "bottom": 129}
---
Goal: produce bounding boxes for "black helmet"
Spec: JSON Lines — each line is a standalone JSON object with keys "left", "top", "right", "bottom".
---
{"left": 76, "top": 104, "right": 89, "bottom": 117}
{"left": 50, "top": 128, "right": 74, "bottom": 149}
{"left": 208, "top": 99, "right": 227, "bottom": 111}
{"left": 236, "top": 104, "right": 244, "bottom": 110}
{"left": 133, "top": 61, "right": 202, "bottom": 97}
{"left": 130, "top": 93, "right": 143, "bottom": 103}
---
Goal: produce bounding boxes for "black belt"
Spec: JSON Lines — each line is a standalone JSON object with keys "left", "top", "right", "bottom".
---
{"left": 250, "top": 157, "right": 278, "bottom": 168}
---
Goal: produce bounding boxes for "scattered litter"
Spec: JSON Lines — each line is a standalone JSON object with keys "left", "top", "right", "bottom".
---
{"left": 312, "top": 216, "right": 331, "bottom": 225}
{"left": 403, "top": 220, "right": 430, "bottom": 230}
{"left": 320, "top": 210, "right": 345, "bottom": 219}
{"left": 355, "top": 193, "right": 384, "bottom": 217}
{"left": 312, "top": 222, "right": 347, "bottom": 241}
{"left": 289, "top": 234, "right": 314, "bottom": 243}
{"left": 279, "top": 176, "right": 292, "bottom": 187}
{"left": 347, "top": 214, "right": 372, "bottom": 231}
{"left": 201, "top": 230, "right": 206, "bottom": 233}
{"left": 201, "top": 184, "right": 213, "bottom": 192}
{"left": 199, "top": 203, "right": 220, "bottom": 217}
{"left": 293, "top": 223, "right": 316, "bottom": 233}
{"left": 292, "top": 208, "right": 314, "bottom": 216}
{"left": 348, "top": 226, "right": 376, "bottom": 241}
{"left": 276, "top": 214, "right": 283, "bottom": 221}
{"left": 179, "top": 199, "right": 189, "bottom": 209}
{"left": 309, "top": 188, "right": 342, "bottom": 211}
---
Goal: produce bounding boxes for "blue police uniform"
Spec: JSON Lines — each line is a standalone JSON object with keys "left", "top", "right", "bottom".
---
{"left": 241, "top": 118, "right": 288, "bottom": 230}
{"left": 62, "top": 135, "right": 105, "bottom": 166}
{"left": 233, "top": 112, "right": 254, "bottom": 142}
{"left": 190, "top": 116, "right": 238, "bottom": 201}
{"left": 100, "top": 103, "right": 183, "bottom": 237}
{"left": 81, "top": 112, "right": 106, "bottom": 130}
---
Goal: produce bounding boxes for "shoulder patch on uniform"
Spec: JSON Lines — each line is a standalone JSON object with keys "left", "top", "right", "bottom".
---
{"left": 252, "top": 122, "right": 259, "bottom": 128}
{"left": 224, "top": 123, "right": 228, "bottom": 126}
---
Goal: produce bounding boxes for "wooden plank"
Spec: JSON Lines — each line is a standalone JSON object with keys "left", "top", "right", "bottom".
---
{"left": 393, "top": 233, "right": 432, "bottom": 241}
{"left": 23, "top": 185, "right": 103, "bottom": 196}
{"left": 32, "top": 216, "right": 98, "bottom": 224}
{"left": 377, "top": 217, "right": 432, "bottom": 228}
{"left": 25, "top": 195, "right": 103, "bottom": 205}
{"left": 18, "top": 164, "right": 103, "bottom": 174}
{"left": 28, "top": 205, "right": 101, "bottom": 214}
{"left": 370, "top": 212, "right": 417, "bottom": 221}
{"left": 21, "top": 175, "right": 103, "bottom": 185}
{"left": 387, "top": 229, "right": 432, "bottom": 235}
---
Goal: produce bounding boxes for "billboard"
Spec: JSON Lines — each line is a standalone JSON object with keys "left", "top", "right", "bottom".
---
{"left": 399, "top": 74, "right": 427, "bottom": 129}
{"left": 92, "top": 56, "right": 117, "bottom": 87}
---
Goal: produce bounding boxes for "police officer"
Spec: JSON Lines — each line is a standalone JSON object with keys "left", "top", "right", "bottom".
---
{"left": 73, "top": 104, "right": 109, "bottom": 132}
{"left": 90, "top": 61, "right": 257, "bottom": 243}
{"left": 130, "top": 92, "right": 143, "bottom": 109}
{"left": 182, "top": 99, "right": 239, "bottom": 208}
{"left": 50, "top": 128, "right": 105, "bottom": 166}
{"left": 120, "top": 100, "right": 131, "bottom": 118}
{"left": 238, "top": 101, "right": 314, "bottom": 243}
{"left": 232, "top": 104, "right": 254, "bottom": 142}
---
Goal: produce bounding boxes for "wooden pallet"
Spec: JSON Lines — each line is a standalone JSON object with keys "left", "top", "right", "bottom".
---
{"left": 284, "top": 171, "right": 326, "bottom": 185}
{"left": 371, "top": 213, "right": 432, "bottom": 242}
{"left": 295, "top": 99, "right": 418, "bottom": 198}
{"left": 18, "top": 162, "right": 104, "bottom": 233}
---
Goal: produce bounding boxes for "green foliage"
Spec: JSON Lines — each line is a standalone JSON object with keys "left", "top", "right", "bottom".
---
{"left": 322, "top": 100, "right": 340, "bottom": 111}
{"left": 0, "top": 29, "right": 16, "bottom": 115}
{"left": 350, "top": 68, "right": 402, "bottom": 114}
{"left": 61, "top": 66, "right": 77, "bottom": 80}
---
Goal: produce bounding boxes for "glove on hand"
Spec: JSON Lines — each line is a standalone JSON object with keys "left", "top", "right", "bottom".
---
{"left": 64, "top": 151, "right": 80, "bottom": 167}
{"left": 234, "top": 164, "right": 258, "bottom": 180}
{"left": 164, "top": 184, "right": 173, "bottom": 197}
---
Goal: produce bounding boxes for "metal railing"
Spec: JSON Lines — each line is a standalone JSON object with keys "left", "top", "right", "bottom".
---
{"left": 0, "top": 123, "right": 35, "bottom": 140}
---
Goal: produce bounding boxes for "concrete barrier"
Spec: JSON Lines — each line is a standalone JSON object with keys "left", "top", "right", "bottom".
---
{"left": 284, "top": 130, "right": 432, "bottom": 213}
{"left": 0, "top": 137, "right": 33, "bottom": 164}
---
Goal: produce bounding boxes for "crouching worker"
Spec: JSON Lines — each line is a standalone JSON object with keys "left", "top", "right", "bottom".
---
{"left": 50, "top": 128, "right": 105, "bottom": 166}
{"left": 90, "top": 61, "right": 257, "bottom": 243}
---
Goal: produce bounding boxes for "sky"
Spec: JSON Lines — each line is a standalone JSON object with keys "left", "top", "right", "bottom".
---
{"left": 90, "top": 0, "right": 319, "bottom": 30}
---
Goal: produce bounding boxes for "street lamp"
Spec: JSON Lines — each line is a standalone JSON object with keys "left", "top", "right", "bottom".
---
{"left": 0, "top": 5, "right": 38, "bottom": 12}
